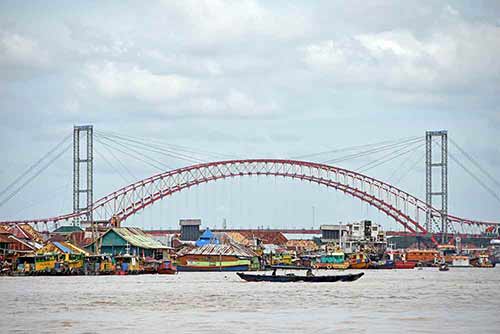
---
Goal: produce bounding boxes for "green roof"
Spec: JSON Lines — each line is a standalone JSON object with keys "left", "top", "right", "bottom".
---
{"left": 107, "top": 228, "right": 170, "bottom": 249}
{"left": 53, "top": 226, "right": 84, "bottom": 233}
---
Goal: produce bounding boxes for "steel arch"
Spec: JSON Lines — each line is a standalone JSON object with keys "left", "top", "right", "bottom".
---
{"left": 1, "top": 159, "right": 498, "bottom": 239}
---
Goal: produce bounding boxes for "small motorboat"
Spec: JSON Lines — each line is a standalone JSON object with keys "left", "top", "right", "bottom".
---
{"left": 236, "top": 267, "right": 364, "bottom": 283}
{"left": 439, "top": 264, "right": 449, "bottom": 271}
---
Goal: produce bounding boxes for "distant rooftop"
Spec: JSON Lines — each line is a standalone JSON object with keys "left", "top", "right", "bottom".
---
{"left": 179, "top": 219, "right": 201, "bottom": 226}
{"left": 53, "top": 225, "right": 84, "bottom": 233}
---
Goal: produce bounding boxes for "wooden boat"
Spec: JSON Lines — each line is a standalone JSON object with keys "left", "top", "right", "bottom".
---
{"left": 236, "top": 271, "right": 364, "bottom": 283}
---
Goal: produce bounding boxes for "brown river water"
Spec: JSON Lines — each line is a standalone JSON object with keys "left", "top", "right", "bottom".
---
{"left": 1, "top": 268, "right": 499, "bottom": 334}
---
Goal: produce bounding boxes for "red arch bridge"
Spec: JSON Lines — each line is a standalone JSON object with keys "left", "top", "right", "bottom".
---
{"left": 1, "top": 159, "right": 498, "bottom": 243}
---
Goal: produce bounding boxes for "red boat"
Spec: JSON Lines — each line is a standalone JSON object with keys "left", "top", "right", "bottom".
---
{"left": 157, "top": 260, "right": 177, "bottom": 274}
{"left": 394, "top": 261, "right": 416, "bottom": 269}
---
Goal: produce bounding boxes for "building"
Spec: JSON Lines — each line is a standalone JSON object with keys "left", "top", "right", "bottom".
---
{"left": 320, "top": 220, "right": 387, "bottom": 254}
{"left": 50, "top": 225, "right": 85, "bottom": 244}
{"left": 320, "top": 224, "right": 349, "bottom": 245}
{"left": 86, "top": 227, "right": 171, "bottom": 258}
{"left": 0, "top": 225, "right": 43, "bottom": 256}
{"left": 180, "top": 219, "right": 201, "bottom": 241}
{"left": 344, "top": 220, "right": 387, "bottom": 254}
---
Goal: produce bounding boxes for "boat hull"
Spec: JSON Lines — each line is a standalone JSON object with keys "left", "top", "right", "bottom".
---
{"left": 369, "top": 260, "right": 394, "bottom": 269}
{"left": 349, "top": 262, "right": 369, "bottom": 269}
{"left": 236, "top": 272, "right": 364, "bottom": 282}
{"left": 394, "top": 261, "right": 416, "bottom": 269}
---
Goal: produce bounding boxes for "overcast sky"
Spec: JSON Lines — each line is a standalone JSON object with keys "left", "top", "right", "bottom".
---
{"left": 1, "top": 1, "right": 499, "bottom": 230}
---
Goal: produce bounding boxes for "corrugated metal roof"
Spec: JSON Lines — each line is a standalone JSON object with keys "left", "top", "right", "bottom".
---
{"left": 53, "top": 226, "right": 83, "bottom": 233}
{"left": 113, "top": 228, "right": 171, "bottom": 249}
{"left": 179, "top": 243, "right": 256, "bottom": 258}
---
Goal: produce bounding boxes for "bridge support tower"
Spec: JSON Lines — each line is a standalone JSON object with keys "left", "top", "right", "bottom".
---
{"left": 426, "top": 130, "right": 448, "bottom": 244}
{"left": 73, "top": 125, "right": 94, "bottom": 237}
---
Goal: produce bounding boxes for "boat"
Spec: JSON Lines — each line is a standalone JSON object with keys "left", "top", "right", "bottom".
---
{"left": 312, "top": 251, "right": 350, "bottom": 270}
{"left": 369, "top": 260, "right": 394, "bottom": 269}
{"left": 386, "top": 250, "right": 415, "bottom": 269}
{"left": 490, "top": 239, "right": 500, "bottom": 265}
{"left": 394, "top": 261, "right": 416, "bottom": 269}
{"left": 349, "top": 253, "right": 370, "bottom": 269}
{"left": 158, "top": 260, "right": 177, "bottom": 274}
{"left": 405, "top": 249, "right": 439, "bottom": 266}
{"left": 114, "top": 254, "right": 143, "bottom": 275}
{"left": 437, "top": 244, "right": 457, "bottom": 264}
{"left": 449, "top": 255, "right": 471, "bottom": 268}
{"left": 439, "top": 263, "right": 449, "bottom": 271}
{"left": 470, "top": 254, "right": 494, "bottom": 268}
{"left": 236, "top": 269, "right": 364, "bottom": 283}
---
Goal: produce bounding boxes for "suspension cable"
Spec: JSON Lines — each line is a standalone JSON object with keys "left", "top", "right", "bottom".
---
{"left": 96, "top": 131, "right": 202, "bottom": 164}
{"left": 392, "top": 150, "right": 426, "bottom": 185}
{"left": 450, "top": 138, "right": 500, "bottom": 188}
{"left": 433, "top": 141, "right": 500, "bottom": 204}
{"left": 98, "top": 130, "right": 236, "bottom": 161}
{"left": 0, "top": 133, "right": 71, "bottom": 198}
{"left": 355, "top": 139, "right": 424, "bottom": 172}
{"left": 96, "top": 135, "right": 171, "bottom": 171}
{"left": 322, "top": 137, "right": 424, "bottom": 165}
{"left": 0, "top": 142, "right": 72, "bottom": 208}
{"left": 293, "top": 136, "right": 422, "bottom": 160}
{"left": 358, "top": 142, "right": 426, "bottom": 174}
{"left": 94, "top": 138, "right": 137, "bottom": 181}
{"left": 448, "top": 150, "right": 500, "bottom": 204}
{"left": 94, "top": 146, "right": 132, "bottom": 184}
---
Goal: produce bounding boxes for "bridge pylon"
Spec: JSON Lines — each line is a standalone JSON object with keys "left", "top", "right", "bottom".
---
{"left": 73, "top": 125, "right": 94, "bottom": 236}
{"left": 426, "top": 130, "right": 448, "bottom": 243}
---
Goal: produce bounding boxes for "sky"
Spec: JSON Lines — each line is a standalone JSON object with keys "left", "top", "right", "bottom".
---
{"left": 0, "top": 1, "right": 499, "bottom": 230}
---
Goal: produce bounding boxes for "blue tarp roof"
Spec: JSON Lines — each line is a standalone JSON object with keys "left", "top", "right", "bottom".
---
{"left": 195, "top": 228, "right": 219, "bottom": 247}
{"left": 54, "top": 241, "right": 72, "bottom": 254}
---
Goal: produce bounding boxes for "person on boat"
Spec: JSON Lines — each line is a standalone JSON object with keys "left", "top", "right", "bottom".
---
{"left": 306, "top": 269, "right": 314, "bottom": 277}
{"left": 272, "top": 269, "right": 277, "bottom": 276}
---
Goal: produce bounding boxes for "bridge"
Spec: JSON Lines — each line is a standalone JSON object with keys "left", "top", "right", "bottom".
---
{"left": 1, "top": 127, "right": 499, "bottom": 246}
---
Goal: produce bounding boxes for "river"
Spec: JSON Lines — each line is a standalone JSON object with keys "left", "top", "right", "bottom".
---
{"left": 1, "top": 268, "right": 499, "bottom": 333}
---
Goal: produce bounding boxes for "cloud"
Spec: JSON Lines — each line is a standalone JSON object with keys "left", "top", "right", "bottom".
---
{"left": 85, "top": 62, "right": 199, "bottom": 102}
{"left": 0, "top": 31, "right": 50, "bottom": 79}
{"left": 163, "top": 0, "right": 310, "bottom": 45}
{"left": 302, "top": 9, "right": 500, "bottom": 97}
{"left": 187, "top": 90, "right": 278, "bottom": 117}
